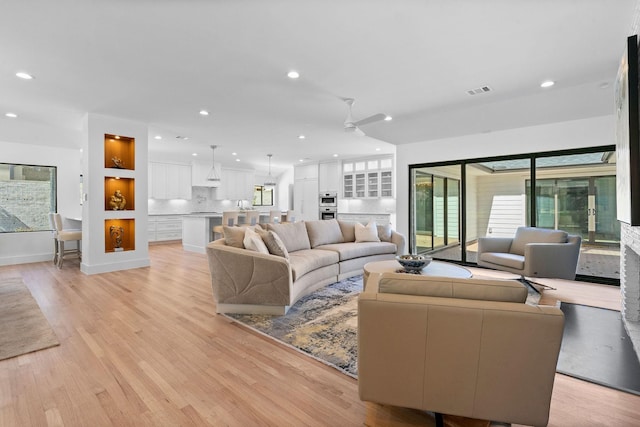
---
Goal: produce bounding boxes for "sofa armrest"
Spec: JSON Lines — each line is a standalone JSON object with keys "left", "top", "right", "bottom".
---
{"left": 524, "top": 236, "right": 581, "bottom": 280}
{"left": 390, "top": 231, "right": 406, "bottom": 255}
{"left": 477, "top": 236, "right": 513, "bottom": 254}
{"left": 206, "top": 241, "right": 292, "bottom": 308}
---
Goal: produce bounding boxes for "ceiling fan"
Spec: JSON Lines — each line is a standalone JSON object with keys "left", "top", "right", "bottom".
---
{"left": 343, "top": 98, "right": 387, "bottom": 136}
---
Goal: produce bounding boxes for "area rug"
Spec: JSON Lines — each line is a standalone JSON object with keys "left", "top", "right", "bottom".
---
{"left": 557, "top": 302, "right": 640, "bottom": 396}
{"left": 0, "top": 278, "right": 59, "bottom": 361}
{"left": 224, "top": 275, "right": 540, "bottom": 378}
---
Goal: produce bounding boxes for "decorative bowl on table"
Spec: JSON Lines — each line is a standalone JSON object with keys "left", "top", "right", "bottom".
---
{"left": 396, "top": 254, "right": 432, "bottom": 273}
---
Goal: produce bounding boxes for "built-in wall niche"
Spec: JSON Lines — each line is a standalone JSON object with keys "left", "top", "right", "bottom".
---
{"left": 104, "top": 219, "right": 135, "bottom": 253}
{"left": 104, "top": 177, "right": 135, "bottom": 211}
{"left": 104, "top": 134, "right": 135, "bottom": 170}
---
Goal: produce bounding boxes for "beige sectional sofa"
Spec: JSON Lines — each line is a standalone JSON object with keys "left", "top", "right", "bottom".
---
{"left": 206, "top": 219, "right": 405, "bottom": 314}
{"left": 358, "top": 272, "right": 564, "bottom": 427}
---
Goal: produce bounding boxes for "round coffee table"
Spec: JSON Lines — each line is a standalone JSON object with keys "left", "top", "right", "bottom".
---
{"left": 363, "top": 259, "right": 472, "bottom": 287}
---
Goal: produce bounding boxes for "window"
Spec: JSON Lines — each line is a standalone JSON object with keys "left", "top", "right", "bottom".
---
{"left": 0, "top": 163, "right": 57, "bottom": 232}
{"left": 253, "top": 185, "right": 274, "bottom": 206}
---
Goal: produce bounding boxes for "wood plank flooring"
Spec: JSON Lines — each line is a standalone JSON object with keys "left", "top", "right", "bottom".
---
{"left": 1, "top": 243, "right": 639, "bottom": 427}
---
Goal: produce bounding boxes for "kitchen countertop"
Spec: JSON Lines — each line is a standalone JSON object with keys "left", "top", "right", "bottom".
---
{"left": 338, "top": 212, "right": 391, "bottom": 215}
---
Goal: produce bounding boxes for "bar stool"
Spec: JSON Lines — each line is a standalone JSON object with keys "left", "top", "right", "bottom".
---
{"left": 269, "top": 210, "right": 283, "bottom": 223}
{"left": 244, "top": 210, "right": 260, "bottom": 227}
{"left": 212, "top": 211, "right": 240, "bottom": 240}
{"left": 50, "top": 213, "right": 82, "bottom": 269}
{"left": 285, "top": 210, "right": 297, "bottom": 223}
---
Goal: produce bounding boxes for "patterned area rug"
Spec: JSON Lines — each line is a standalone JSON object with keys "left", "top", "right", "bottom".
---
{"left": 224, "top": 274, "right": 540, "bottom": 378}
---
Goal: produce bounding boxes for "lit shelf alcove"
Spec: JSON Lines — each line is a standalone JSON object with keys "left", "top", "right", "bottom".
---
{"left": 104, "top": 176, "right": 135, "bottom": 211}
{"left": 105, "top": 218, "right": 135, "bottom": 253}
{"left": 104, "top": 134, "right": 135, "bottom": 170}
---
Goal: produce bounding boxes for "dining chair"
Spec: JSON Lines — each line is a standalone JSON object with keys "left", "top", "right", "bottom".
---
{"left": 50, "top": 213, "right": 82, "bottom": 268}
{"left": 212, "top": 211, "right": 240, "bottom": 240}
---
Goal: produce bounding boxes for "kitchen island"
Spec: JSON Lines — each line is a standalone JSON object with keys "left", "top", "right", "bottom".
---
{"left": 182, "top": 212, "right": 275, "bottom": 253}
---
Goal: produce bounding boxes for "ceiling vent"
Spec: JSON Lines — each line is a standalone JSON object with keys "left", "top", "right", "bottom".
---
{"left": 466, "top": 86, "right": 492, "bottom": 96}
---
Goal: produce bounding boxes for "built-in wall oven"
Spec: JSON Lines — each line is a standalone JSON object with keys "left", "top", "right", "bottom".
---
{"left": 319, "top": 192, "right": 338, "bottom": 207}
{"left": 319, "top": 192, "right": 338, "bottom": 220}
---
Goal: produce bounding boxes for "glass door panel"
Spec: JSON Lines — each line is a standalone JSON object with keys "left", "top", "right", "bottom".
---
{"left": 594, "top": 176, "right": 620, "bottom": 243}
{"left": 413, "top": 171, "right": 433, "bottom": 253}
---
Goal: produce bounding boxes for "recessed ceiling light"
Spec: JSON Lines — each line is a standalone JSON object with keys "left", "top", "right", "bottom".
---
{"left": 154, "top": 135, "right": 162, "bottom": 140}
{"left": 298, "top": 134, "right": 306, "bottom": 139}
{"left": 384, "top": 116, "right": 393, "bottom": 121}
{"left": 16, "top": 72, "right": 33, "bottom": 80}
{"left": 192, "top": 153, "right": 198, "bottom": 156}
{"left": 5, "top": 112, "right": 17, "bottom": 118}
{"left": 236, "top": 158, "right": 240, "bottom": 162}
{"left": 540, "top": 80, "right": 555, "bottom": 88}
{"left": 232, "top": 152, "right": 237, "bottom": 156}
{"left": 299, "top": 159, "right": 304, "bottom": 162}
{"left": 199, "top": 110, "right": 209, "bottom": 116}
{"left": 183, "top": 137, "right": 189, "bottom": 140}
{"left": 333, "top": 154, "right": 338, "bottom": 157}
{"left": 375, "top": 148, "right": 381, "bottom": 151}
{"left": 287, "top": 70, "right": 300, "bottom": 79}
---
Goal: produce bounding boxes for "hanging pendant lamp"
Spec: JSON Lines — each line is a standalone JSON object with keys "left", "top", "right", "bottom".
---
{"left": 264, "top": 154, "right": 276, "bottom": 189}
{"left": 206, "top": 145, "right": 221, "bottom": 187}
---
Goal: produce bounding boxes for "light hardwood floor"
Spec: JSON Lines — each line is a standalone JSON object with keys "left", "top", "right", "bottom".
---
{"left": 1, "top": 243, "right": 638, "bottom": 427}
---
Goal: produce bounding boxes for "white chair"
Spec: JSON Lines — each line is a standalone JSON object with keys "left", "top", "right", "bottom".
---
{"left": 212, "top": 211, "right": 240, "bottom": 240}
{"left": 49, "top": 213, "right": 82, "bottom": 269}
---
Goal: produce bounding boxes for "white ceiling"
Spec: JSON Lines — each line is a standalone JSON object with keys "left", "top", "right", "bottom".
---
{"left": 0, "top": 0, "right": 636, "bottom": 175}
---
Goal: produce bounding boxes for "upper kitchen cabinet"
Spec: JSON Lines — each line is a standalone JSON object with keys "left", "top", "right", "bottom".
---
{"left": 149, "top": 162, "right": 192, "bottom": 200}
{"left": 318, "top": 160, "right": 340, "bottom": 193}
{"left": 191, "top": 160, "right": 223, "bottom": 187}
{"left": 294, "top": 163, "right": 318, "bottom": 181}
{"left": 217, "top": 168, "right": 255, "bottom": 201}
{"left": 343, "top": 156, "right": 393, "bottom": 199}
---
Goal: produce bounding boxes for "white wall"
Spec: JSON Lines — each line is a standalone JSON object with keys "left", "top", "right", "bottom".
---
{"left": 395, "top": 114, "right": 614, "bottom": 238}
{"left": 0, "top": 140, "right": 82, "bottom": 265}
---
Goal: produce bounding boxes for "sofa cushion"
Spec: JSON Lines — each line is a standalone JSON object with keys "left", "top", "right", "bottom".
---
{"left": 256, "top": 228, "right": 289, "bottom": 258}
{"left": 223, "top": 226, "right": 245, "bottom": 248}
{"left": 305, "top": 219, "right": 344, "bottom": 248}
{"left": 243, "top": 227, "right": 269, "bottom": 254}
{"left": 288, "top": 249, "right": 339, "bottom": 281}
{"left": 377, "top": 223, "right": 392, "bottom": 242}
{"left": 318, "top": 241, "right": 396, "bottom": 261}
{"left": 355, "top": 222, "right": 380, "bottom": 243}
{"left": 338, "top": 221, "right": 356, "bottom": 242}
{"left": 480, "top": 252, "right": 525, "bottom": 270}
{"left": 266, "top": 221, "right": 311, "bottom": 252}
{"left": 378, "top": 274, "right": 527, "bottom": 303}
{"left": 510, "top": 227, "right": 568, "bottom": 256}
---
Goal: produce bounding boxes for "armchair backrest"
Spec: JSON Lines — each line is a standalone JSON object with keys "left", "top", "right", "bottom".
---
{"left": 510, "top": 226, "right": 568, "bottom": 255}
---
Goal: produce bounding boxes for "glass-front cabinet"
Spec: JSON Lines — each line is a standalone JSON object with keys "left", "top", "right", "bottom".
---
{"left": 343, "top": 156, "right": 393, "bottom": 199}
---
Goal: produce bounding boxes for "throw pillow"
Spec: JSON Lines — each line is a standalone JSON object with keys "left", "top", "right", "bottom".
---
{"left": 243, "top": 227, "right": 269, "bottom": 254}
{"left": 256, "top": 227, "right": 289, "bottom": 258}
{"left": 266, "top": 221, "right": 311, "bottom": 252}
{"left": 355, "top": 221, "right": 380, "bottom": 243}
{"left": 223, "top": 225, "right": 245, "bottom": 248}
{"left": 305, "top": 219, "right": 344, "bottom": 248}
{"left": 377, "top": 223, "right": 393, "bottom": 242}
{"left": 338, "top": 220, "right": 356, "bottom": 242}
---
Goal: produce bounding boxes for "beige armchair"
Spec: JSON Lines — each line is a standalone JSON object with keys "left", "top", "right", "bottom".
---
{"left": 358, "top": 272, "right": 564, "bottom": 427}
{"left": 477, "top": 226, "right": 581, "bottom": 280}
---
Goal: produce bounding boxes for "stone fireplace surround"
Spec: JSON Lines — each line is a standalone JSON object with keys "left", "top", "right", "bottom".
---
{"left": 621, "top": 222, "right": 640, "bottom": 356}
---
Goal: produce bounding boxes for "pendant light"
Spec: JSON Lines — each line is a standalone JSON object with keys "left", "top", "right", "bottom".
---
{"left": 264, "top": 154, "right": 276, "bottom": 189}
{"left": 206, "top": 145, "right": 221, "bottom": 187}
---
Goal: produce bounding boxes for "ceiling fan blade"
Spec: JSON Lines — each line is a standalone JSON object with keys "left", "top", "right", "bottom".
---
{"left": 353, "top": 113, "right": 387, "bottom": 127}
{"left": 354, "top": 127, "right": 366, "bottom": 136}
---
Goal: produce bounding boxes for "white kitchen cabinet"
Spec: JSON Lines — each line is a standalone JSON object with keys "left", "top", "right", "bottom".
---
{"left": 148, "top": 215, "right": 183, "bottom": 242}
{"left": 294, "top": 178, "right": 319, "bottom": 221}
{"left": 294, "top": 163, "right": 318, "bottom": 180}
{"left": 191, "top": 160, "right": 223, "bottom": 187}
{"left": 149, "top": 162, "right": 192, "bottom": 200}
{"left": 217, "top": 168, "right": 255, "bottom": 201}
{"left": 342, "top": 156, "right": 393, "bottom": 199}
{"left": 318, "top": 161, "right": 340, "bottom": 192}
